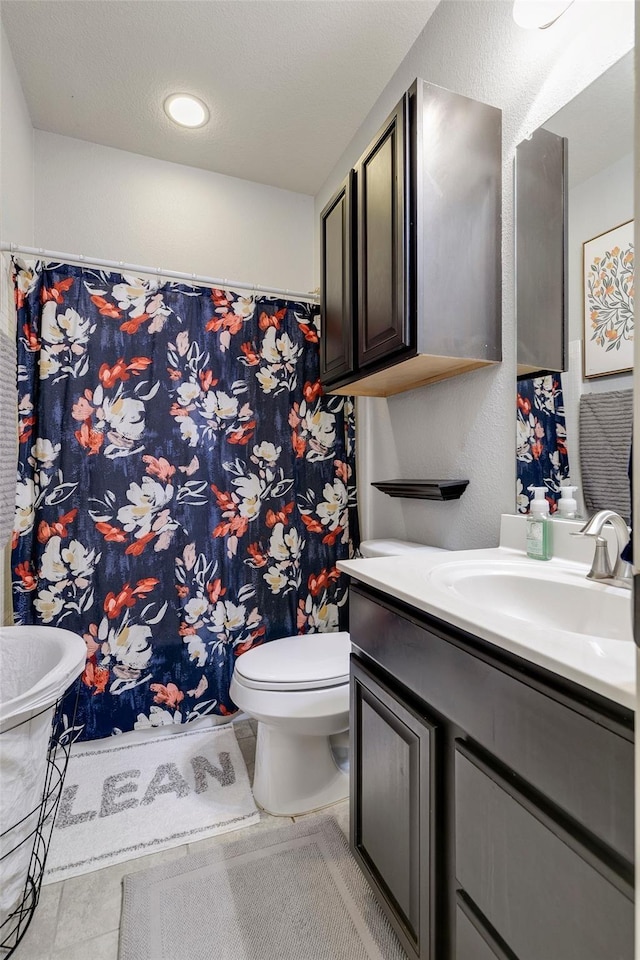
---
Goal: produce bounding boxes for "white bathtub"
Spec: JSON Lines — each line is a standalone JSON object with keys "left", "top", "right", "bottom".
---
{"left": 0, "top": 626, "right": 86, "bottom": 935}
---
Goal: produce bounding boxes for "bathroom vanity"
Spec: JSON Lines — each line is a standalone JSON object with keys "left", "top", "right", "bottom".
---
{"left": 339, "top": 525, "right": 635, "bottom": 960}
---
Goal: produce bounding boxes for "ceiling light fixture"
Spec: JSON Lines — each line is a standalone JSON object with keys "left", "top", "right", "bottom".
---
{"left": 164, "top": 93, "right": 209, "bottom": 128}
{"left": 512, "top": 0, "right": 574, "bottom": 29}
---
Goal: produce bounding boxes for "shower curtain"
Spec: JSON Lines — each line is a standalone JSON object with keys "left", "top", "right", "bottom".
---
{"left": 516, "top": 374, "right": 570, "bottom": 513}
{"left": 11, "top": 259, "right": 359, "bottom": 741}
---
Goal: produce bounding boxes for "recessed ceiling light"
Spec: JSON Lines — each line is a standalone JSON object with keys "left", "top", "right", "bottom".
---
{"left": 164, "top": 93, "right": 209, "bottom": 128}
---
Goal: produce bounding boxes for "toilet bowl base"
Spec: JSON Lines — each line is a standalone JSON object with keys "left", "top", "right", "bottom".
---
{"left": 252, "top": 721, "right": 349, "bottom": 817}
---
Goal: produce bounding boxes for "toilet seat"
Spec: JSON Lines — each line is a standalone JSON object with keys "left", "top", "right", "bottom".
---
{"left": 233, "top": 632, "right": 350, "bottom": 692}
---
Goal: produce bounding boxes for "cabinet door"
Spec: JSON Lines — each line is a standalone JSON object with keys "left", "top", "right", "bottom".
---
{"left": 515, "top": 127, "right": 567, "bottom": 375}
{"left": 356, "top": 96, "right": 412, "bottom": 369}
{"left": 320, "top": 172, "right": 356, "bottom": 386}
{"left": 350, "top": 656, "right": 435, "bottom": 960}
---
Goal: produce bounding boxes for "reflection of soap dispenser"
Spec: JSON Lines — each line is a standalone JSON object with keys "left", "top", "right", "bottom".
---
{"left": 557, "top": 485, "right": 578, "bottom": 519}
{"left": 526, "top": 486, "right": 552, "bottom": 560}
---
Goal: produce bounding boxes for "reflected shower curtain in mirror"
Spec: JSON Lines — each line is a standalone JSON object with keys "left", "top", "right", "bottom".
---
{"left": 516, "top": 374, "right": 570, "bottom": 513}
{"left": 11, "top": 259, "right": 359, "bottom": 741}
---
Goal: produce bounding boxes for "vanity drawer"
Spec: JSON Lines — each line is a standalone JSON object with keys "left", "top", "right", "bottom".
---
{"left": 350, "top": 585, "right": 634, "bottom": 862}
{"left": 454, "top": 745, "right": 633, "bottom": 960}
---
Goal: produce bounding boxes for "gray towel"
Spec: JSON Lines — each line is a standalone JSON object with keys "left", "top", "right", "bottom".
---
{"left": 0, "top": 328, "right": 18, "bottom": 547}
{"left": 579, "top": 389, "right": 632, "bottom": 523}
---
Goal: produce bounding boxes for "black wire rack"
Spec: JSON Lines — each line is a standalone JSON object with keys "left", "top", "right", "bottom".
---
{"left": 0, "top": 684, "right": 80, "bottom": 958}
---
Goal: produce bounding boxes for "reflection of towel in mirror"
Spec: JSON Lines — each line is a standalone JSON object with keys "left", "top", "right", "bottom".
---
{"left": 579, "top": 390, "right": 632, "bottom": 524}
{"left": 620, "top": 447, "right": 632, "bottom": 565}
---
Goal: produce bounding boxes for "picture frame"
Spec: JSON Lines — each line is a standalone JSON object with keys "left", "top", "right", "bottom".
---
{"left": 583, "top": 219, "right": 634, "bottom": 379}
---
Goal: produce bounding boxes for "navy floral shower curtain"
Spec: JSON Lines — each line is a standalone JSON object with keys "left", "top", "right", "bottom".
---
{"left": 516, "top": 374, "right": 570, "bottom": 513}
{"left": 11, "top": 259, "right": 359, "bottom": 741}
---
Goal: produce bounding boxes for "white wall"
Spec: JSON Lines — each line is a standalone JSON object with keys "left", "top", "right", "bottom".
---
{"left": 0, "top": 21, "right": 34, "bottom": 625}
{"left": 317, "top": 0, "right": 634, "bottom": 549}
{"left": 562, "top": 152, "right": 634, "bottom": 516}
{"left": 568, "top": 152, "right": 634, "bottom": 345}
{"left": 0, "top": 21, "right": 34, "bottom": 246}
{"left": 34, "top": 131, "right": 315, "bottom": 294}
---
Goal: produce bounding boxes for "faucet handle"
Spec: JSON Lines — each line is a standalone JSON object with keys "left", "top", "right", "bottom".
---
{"left": 585, "top": 536, "right": 614, "bottom": 581}
{"left": 570, "top": 527, "right": 600, "bottom": 540}
{"left": 570, "top": 514, "right": 607, "bottom": 537}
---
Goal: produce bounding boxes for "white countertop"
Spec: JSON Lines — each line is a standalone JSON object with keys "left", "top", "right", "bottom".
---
{"left": 338, "top": 519, "right": 636, "bottom": 711}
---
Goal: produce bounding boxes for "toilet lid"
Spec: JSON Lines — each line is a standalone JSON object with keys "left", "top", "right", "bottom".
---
{"left": 233, "top": 632, "right": 351, "bottom": 691}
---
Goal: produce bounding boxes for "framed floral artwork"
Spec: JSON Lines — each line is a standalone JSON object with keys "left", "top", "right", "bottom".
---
{"left": 583, "top": 219, "right": 634, "bottom": 378}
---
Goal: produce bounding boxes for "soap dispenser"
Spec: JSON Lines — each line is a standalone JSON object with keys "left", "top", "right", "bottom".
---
{"left": 526, "top": 486, "right": 552, "bottom": 560}
{"left": 557, "top": 485, "right": 578, "bottom": 519}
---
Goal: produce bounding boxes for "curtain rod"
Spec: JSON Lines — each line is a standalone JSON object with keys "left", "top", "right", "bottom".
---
{"left": 0, "top": 242, "right": 320, "bottom": 304}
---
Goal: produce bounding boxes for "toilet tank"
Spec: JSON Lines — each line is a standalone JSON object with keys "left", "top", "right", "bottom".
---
{"left": 360, "top": 539, "right": 448, "bottom": 558}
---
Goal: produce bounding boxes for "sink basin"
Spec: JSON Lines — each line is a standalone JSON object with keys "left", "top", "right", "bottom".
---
{"left": 427, "top": 560, "right": 632, "bottom": 642}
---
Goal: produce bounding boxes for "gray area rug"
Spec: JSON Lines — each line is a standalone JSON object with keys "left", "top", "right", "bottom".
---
{"left": 119, "top": 815, "right": 408, "bottom": 960}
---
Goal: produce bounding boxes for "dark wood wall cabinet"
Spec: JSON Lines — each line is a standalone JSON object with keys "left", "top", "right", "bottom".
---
{"left": 320, "top": 80, "right": 502, "bottom": 398}
{"left": 349, "top": 582, "right": 634, "bottom": 960}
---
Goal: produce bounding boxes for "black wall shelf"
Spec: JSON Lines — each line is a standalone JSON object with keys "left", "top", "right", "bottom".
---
{"left": 371, "top": 479, "right": 469, "bottom": 501}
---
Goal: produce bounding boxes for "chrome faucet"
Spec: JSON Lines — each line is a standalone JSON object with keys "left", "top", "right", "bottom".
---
{"left": 571, "top": 509, "right": 633, "bottom": 589}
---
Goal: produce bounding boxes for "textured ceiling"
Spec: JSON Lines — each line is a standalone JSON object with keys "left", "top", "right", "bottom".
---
{"left": 1, "top": 0, "right": 438, "bottom": 196}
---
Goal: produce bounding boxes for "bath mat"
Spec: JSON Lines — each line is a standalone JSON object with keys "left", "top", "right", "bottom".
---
{"left": 120, "top": 815, "right": 408, "bottom": 960}
{"left": 43, "top": 723, "right": 258, "bottom": 883}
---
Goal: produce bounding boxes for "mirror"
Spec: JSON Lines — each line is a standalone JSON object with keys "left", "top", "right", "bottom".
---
{"left": 515, "top": 51, "right": 634, "bottom": 519}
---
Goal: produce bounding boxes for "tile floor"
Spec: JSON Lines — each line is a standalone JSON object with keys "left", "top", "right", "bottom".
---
{"left": 10, "top": 718, "right": 349, "bottom": 960}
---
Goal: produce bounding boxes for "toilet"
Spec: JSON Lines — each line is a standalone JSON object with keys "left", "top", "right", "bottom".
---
{"left": 229, "top": 538, "right": 447, "bottom": 816}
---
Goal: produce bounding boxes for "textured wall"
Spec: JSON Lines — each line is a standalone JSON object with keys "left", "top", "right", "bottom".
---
{"left": 0, "top": 22, "right": 34, "bottom": 624}
{"left": 0, "top": 22, "right": 34, "bottom": 247}
{"left": 34, "top": 131, "right": 315, "bottom": 294}
{"left": 317, "top": 0, "right": 634, "bottom": 549}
